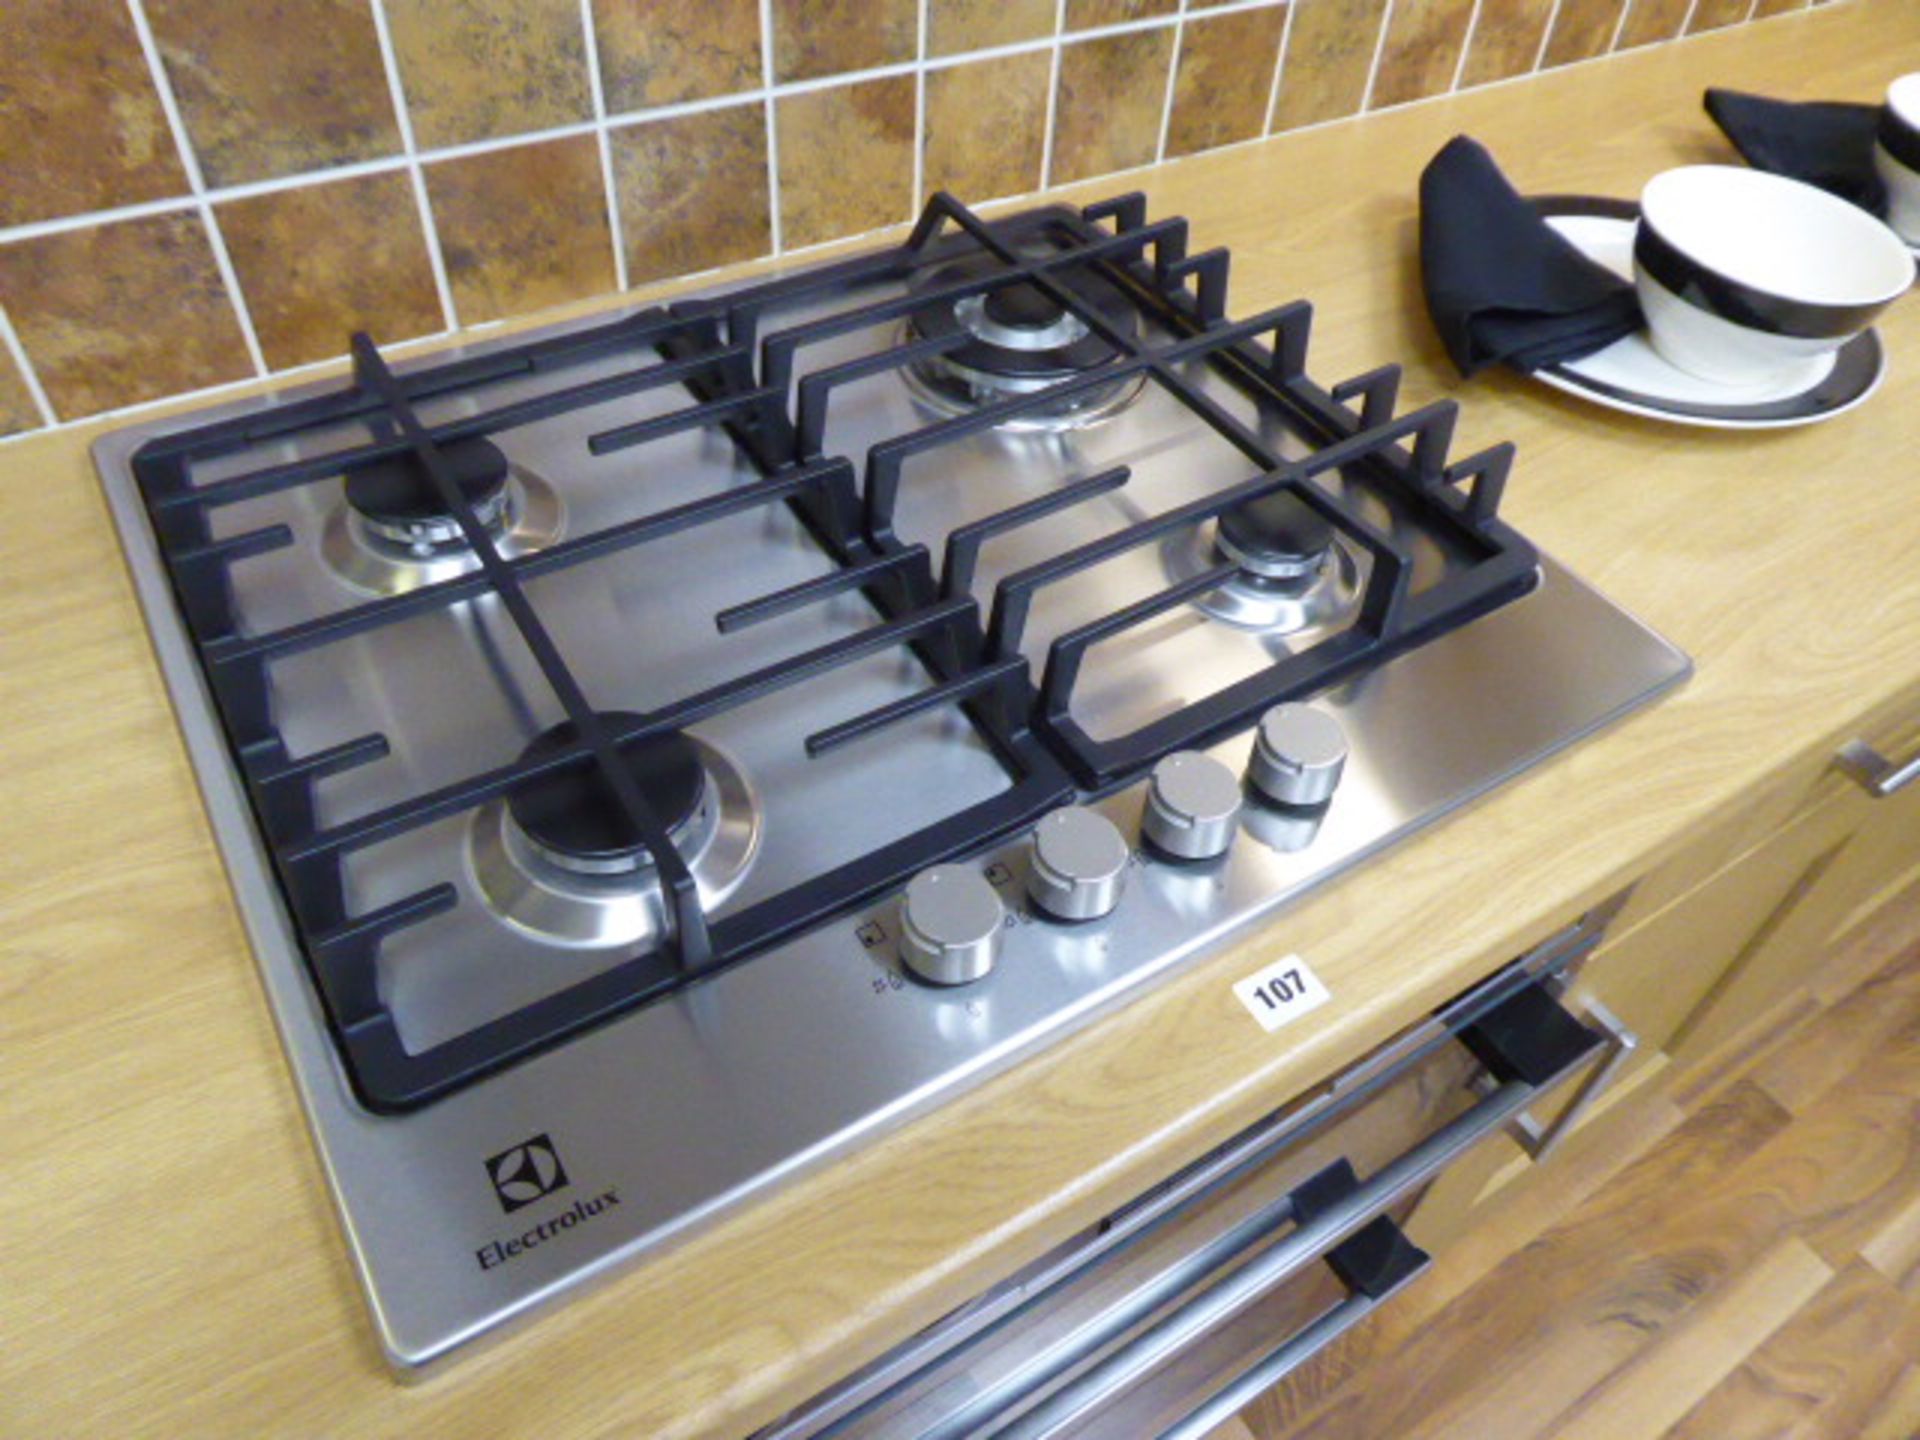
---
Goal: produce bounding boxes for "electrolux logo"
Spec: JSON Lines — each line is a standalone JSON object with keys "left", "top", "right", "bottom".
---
{"left": 485, "top": 1133, "right": 570, "bottom": 1214}
{"left": 475, "top": 1133, "right": 622, "bottom": 1274}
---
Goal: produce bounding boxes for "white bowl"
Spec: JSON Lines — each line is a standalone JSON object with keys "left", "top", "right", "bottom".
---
{"left": 1874, "top": 73, "right": 1920, "bottom": 244}
{"left": 1634, "top": 165, "right": 1914, "bottom": 385}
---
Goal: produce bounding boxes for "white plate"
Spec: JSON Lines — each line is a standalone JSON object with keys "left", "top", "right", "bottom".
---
{"left": 1525, "top": 197, "right": 1887, "bottom": 430}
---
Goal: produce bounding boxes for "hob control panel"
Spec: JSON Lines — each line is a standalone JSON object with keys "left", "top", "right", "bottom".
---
{"left": 889, "top": 704, "right": 1350, "bottom": 988}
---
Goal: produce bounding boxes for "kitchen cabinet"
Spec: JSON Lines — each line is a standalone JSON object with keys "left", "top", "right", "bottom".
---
{"left": 1316, "top": 698, "right": 1920, "bottom": 1338}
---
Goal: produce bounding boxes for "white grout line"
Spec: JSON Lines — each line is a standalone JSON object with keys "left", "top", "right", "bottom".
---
{"left": 368, "top": 0, "right": 460, "bottom": 332}
{"left": 1262, "top": 0, "right": 1299, "bottom": 134}
{"left": 0, "top": 302, "right": 58, "bottom": 428}
{"left": 0, "top": 192, "right": 203, "bottom": 247}
{"left": 1359, "top": 0, "right": 1399, "bottom": 113}
{"left": 0, "top": 0, "right": 1775, "bottom": 438}
{"left": 912, "top": 0, "right": 929, "bottom": 207}
{"left": 0, "top": 0, "right": 1758, "bottom": 443}
{"left": 1038, "top": 0, "right": 1069, "bottom": 188}
{"left": 1451, "top": 0, "right": 1489, "bottom": 92}
{"left": 1611, "top": 0, "right": 1646, "bottom": 50}
{"left": 1155, "top": 0, "right": 1190, "bottom": 165}
{"left": 1743, "top": 0, "right": 1762, "bottom": 18}
{"left": 758, "top": 0, "right": 784, "bottom": 255}
{"left": 1676, "top": 0, "right": 1704, "bottom": 33}
{"left": 0, "top": 0, "right": 1291, "bottom": 253}
{"left": 578, "top": 0, "right": 630, "bottom": 293}
{"left": 1533, "top": 0, "right": 1569, "bottom": 67}
{"left": 0, "top": 323, "right": 464, "bottom": 448}
{"left": 124, "top": 0, "right": 268, "bottom": 378}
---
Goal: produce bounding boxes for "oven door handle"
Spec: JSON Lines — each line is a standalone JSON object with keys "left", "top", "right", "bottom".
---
{"left": 985, "top": 984, "right": 1613, "bottom": 1440}
{"left": 1158, "top": 1242, "right": 1428, "bottom": 1440}
{"left": 1162, "top": 998, "right": 1638, "bottom": 1440}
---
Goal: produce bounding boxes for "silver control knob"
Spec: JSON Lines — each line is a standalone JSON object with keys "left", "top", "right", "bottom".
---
{"left": 1142, "top": 751, "right": 1243, "bottom": 861}
{"left": 899, "top": 863, "right": 1005, "bottom": 986}
{"left": 1247, "top": 704, "right": 1348, "bottom": 808}
{"left": 1028, "top": 806, "right": 1129, "bottom": 921}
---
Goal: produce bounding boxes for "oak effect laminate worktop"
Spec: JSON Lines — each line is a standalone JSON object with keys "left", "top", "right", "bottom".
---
{"left": 7, "top": 4, "right": 1920, "bottom": 1435}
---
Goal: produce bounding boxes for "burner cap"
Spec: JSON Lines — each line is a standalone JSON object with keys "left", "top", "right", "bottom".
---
{"left": 982, "top": 281, "right": 1066, "bottom": 333}
{"left": 345, "top": 436, "right": 510, "bottom": 529}
{"left": 1216, "top": 492, "right": 1336, "bottom": 583}
{"left": 508, "top": 715, "right": 706, "bottom": 870}
{"left": 906, "top": 251, "right": 1136, "bottom": 383}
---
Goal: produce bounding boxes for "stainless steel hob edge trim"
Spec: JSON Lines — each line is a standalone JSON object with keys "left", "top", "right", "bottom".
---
{"left": 95, "top": 421, "right": 425, "bottom": 1362}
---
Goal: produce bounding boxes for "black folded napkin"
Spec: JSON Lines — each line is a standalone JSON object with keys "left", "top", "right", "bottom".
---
{"left": 1419, "top": 136, "right": 1642, "bottom": 378}
{"left": 1704, "top": 88, "right": 1887, "bottom": 216}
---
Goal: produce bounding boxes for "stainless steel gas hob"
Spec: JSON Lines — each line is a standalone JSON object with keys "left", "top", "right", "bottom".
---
{"left": 94, "top": 192, "right": 1689, "bottom": 1371}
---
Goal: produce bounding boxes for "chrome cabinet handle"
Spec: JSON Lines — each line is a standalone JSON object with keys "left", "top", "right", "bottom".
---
{"left": 988, "top": 1082, "right": 1539, "bottom": 1440}
{"left": 1157, "top": 1264, "right": 1426, "bottom": 1440}
{"left": 981, "top": 984, "right": 1609, "bottom": 1440}
{"left": 1494, "top": 999, "right": 1638, "bottom": 1161}
{"left": 757, "top": 980, "right": 1609, "bottom": 1440}
{"left": 1837, "top": 738, "right": 1920, "bottom": 799}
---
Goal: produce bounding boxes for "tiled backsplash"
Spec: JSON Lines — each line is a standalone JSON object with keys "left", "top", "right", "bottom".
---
{"left": 0, "top": 0, "right": 1833, "bottom": 439}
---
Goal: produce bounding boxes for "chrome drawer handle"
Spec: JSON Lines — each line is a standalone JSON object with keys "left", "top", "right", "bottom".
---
{"left": 756, "top": 980, "right": 1611, "bottom": 1440}
{"left": 990, "top": 1081, "right": 1543, "bottom": 1440}
{"left": 1497, "top": 999, "right": 1638, "bottom": 1161}
{"left": 1837, "top": 738, "right": 1920, "bottom": 798}
{"left": 983, "top": 985, "right": 1614, "bottom": 1440}
{"left": 1156, "top": 1266, "right": 1425, "bottom": 1440}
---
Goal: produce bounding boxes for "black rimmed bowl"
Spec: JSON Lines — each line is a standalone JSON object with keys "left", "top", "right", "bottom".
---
{"left": 1633, "top": 165, "right": 1915, "bottom": 386}
{"left": 1874, "top": 73, "right": 1920, "bottom": 244}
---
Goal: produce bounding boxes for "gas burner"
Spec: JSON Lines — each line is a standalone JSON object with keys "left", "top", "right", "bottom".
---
{"left": 902, "top": 251, "right": 1146, "bottom": 430}
{"left": 322, "top": 436, "right": 563, "bottom": 595}
{"left": 469, "top": 716, "right": 759, "bottom": 948}
{"left": 1165, "top": 490, "right": 1366, "bottom": 635}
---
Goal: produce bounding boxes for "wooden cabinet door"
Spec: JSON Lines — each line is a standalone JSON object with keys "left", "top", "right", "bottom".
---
{"left": 1674, "top": 755, "right": 1920, "bottom": 1062}
{"left": 1405, "top": 792, "right": 1866, "bottom": 1254}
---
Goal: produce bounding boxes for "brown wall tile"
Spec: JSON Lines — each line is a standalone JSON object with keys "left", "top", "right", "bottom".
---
{"left": 1616, "top": 0, "right": 1689, "bottom": 48}
{"left": 0, "top": 0, "right": 185, "bottom": 226}
{"left": 776, "top": 77, "right": 915, "bottom": 248}
{"left": 773, "top": 0, "right": 916, "bottom": 83}
{"left": 0, "top": 346, "right": 42, "bottom": 438}
{"left": 1459, "top": 0, "right": 1555, "bottom": 87}
{"left": 1754, "top": 0, "right": 1809, "bottom": 15}
{"left": 924, "top": 52, "right": 1050, "bottom": 202}
{"left": 596, "top": 0, "right": 762, "bottom": 111}
{"left": 387, "top": 0, "right": 592, "bottom": 150}
{"left": 612, "top": 106, "right": 771, "bottom": 285}
{"left": 1687, "top": 0, "right": 1752, "bottom": 31}
{"left": 145, "top": 0, "right": 398, "bottom": 187}
{"left": 1371, "top": 0, "right": 1475, "bottom": 109}
{"left": 929, "top": 0, "right": 1056, "bottom": 56}
{"left": 219, "top": 173, "right": 442, "bottom": 371}
{"left": 1065, "top": 0, "right": 1177, "bottom": 28}
{"left": 1274, "top": 0, "right": 1389, "bottom": 132}
{"left": 1051, "top": 30, "right": 1175, "bottom": 184}
{"left": 0, "top": 215, "right": 249, "bottom": 418}
{"left": 1166, "top": 7, "right": 1286, "bottom": 159}
{"left": 425, "top": 136, "right": 614, "bottom": 323}
{"left": 1542, "top": 0, "right": 1628, "bottom": 67}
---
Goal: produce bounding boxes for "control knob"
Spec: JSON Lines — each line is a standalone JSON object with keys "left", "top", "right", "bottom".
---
{"left": 898, "top": 863, "right": 1005, "bottom": 985}
{"left": 1142, "top": 751, "right": 1243, "bottom": 861}
{"left": 1027, "top": 806, "right": 1129, "bottom": 921}
{"left": 1247, "top": 703, "right": 1348, "bottom": 808}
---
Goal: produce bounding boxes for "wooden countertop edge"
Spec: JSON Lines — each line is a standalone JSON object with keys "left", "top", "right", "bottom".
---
{"left": 6, "top": 4, "right": 1920, "bottom": 1435}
